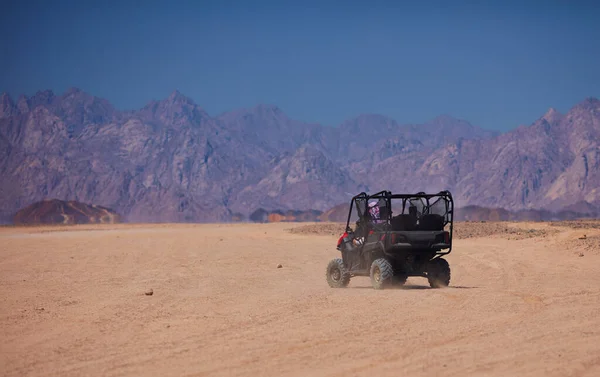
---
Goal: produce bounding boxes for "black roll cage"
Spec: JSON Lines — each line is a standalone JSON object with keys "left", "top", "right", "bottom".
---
{"left": 345, "top": 190, "right": 455, "bottom": 255}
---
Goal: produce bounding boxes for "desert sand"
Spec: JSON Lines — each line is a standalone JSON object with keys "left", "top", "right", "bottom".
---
{"left": 1, "top": 221, "right": 600, "bottom": 377}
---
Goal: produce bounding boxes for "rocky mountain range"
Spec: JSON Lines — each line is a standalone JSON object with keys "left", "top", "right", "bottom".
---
{"left": 1, "top": 88, "right": 598, "bottom": 223}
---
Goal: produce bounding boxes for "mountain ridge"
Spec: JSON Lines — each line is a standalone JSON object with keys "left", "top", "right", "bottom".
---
{"left": 1, "top": 88, "right": 599, "bottom": 223}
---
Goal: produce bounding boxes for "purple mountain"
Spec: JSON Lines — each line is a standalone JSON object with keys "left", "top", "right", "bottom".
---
{"left": 1, "top": 88, "right": 598, "bottom": 222}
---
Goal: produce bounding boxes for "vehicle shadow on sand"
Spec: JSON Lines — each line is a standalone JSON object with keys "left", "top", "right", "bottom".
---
{"left": 349, "top": 284, "right": 478, "bottom": 290}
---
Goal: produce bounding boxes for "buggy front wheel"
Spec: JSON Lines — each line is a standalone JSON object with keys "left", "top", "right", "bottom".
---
{"left": 326, "top": 258, "right": 350, "bottom": 288}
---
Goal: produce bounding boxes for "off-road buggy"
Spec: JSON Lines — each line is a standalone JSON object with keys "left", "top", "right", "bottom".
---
{"left": 326, "top": 190, "right": 454, "bottom": 289}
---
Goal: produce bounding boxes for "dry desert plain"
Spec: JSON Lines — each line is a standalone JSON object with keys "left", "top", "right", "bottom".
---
{"left": 1, "top": 220, "right": 600, "bottom": 377}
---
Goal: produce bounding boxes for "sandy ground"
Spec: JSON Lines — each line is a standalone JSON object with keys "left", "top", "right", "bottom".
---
{"left": 1, "top": 221, "right": 600, "bottom": 377}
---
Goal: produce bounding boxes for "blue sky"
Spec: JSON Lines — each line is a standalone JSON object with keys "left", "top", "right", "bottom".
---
{"left": 1, "top": 0, "right": 599, "bottom": 131}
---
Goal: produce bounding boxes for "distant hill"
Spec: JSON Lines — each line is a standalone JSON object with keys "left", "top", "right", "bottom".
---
{"left": 1, "top": 88, "right": 599, "bottom": 222}
{"left": 320, "top": 202, "right": 599, "bottom": 223}
{"left": 13, "top": 199, "right": 121, "bottom": 225}
{"left": 454, "top": 204, "right": 599, "bottom": 222}
{"left": 245, "top": 208, "right": 323, "bottom": 223}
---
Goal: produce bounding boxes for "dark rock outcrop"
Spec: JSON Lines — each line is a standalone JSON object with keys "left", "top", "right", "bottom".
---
{"left": 13, "top": 199, "right": 121, "bottom": 225}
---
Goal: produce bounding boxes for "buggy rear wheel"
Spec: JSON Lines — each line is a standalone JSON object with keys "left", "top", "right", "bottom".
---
{"left": 427, "top": 258, "right": 451, "bottom": 288}
{"left": 370, "top": 258, "right": 394, "bottom": 290}
{"left": 326, "top": 258, "right": 350, "bottom": 288}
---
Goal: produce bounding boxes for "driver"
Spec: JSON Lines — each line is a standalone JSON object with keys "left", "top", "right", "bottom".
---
{"left": 368, "top": 201, "right": 384, "bottom": 223}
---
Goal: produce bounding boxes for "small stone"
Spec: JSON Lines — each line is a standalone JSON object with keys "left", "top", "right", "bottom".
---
{"left": 35, "top": 307, "right": 44, "bottom": 311}
{"left": 579, "top": 234, "right": 587, "bottom": 240}
{"left": 578, "top": 252, "right": 584, "bottom": 257}
{"left": 166, "top": 324, "right": 170, "bottom": 328}
{"left": 145, "top": 288, "right": 154, "bottom": 296}
{"left": 277, "top": 264, "right": 283, "bottom": 268}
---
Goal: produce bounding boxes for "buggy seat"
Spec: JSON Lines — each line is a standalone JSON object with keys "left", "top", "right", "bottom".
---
{"left": 391, "top": 213, "right": 445, "bottom": 231}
